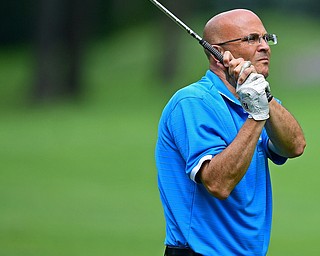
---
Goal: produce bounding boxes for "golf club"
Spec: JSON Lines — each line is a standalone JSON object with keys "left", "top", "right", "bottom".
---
{"left": 149, "top": 0, "right": 274, "bottom": 97}
{"left": 149, "top": 0, "right": 224, "bottom": 63}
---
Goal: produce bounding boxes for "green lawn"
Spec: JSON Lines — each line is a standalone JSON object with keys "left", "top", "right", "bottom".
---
{"left": 0, "top": 11, "right": 319, "bottom": 256}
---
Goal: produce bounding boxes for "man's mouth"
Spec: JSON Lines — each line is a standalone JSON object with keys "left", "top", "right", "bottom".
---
{"left": 257, "top": 56, "right": 269, "bottom": 63}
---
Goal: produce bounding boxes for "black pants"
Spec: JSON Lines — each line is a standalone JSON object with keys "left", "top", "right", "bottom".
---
{"left": 164, "top": 246, "right": 202, "bottom": 256}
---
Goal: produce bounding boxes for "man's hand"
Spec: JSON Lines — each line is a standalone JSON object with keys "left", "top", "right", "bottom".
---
{"left": 219, "top": 51, "right": 257, "bottom": 86}
{"left": 236, "top": 73, "right": 270, "bottom": 121}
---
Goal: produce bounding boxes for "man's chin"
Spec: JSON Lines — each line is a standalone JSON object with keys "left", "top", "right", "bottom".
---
{"left": 256, "top": 66, "right": 269, "bottom": 78}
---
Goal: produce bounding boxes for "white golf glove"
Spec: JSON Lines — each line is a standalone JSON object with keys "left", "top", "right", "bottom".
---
{"left": 236, "top": 73, "right": 270, "bottom": 121}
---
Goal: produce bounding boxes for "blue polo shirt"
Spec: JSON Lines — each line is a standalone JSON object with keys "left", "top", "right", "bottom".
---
{"left": 155, "top": 70, "right": 287, "bottom": 255}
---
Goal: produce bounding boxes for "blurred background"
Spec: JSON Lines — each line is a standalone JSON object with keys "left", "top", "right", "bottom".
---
{"left": 0, "top": 0, "right": 319, "bottom": 255}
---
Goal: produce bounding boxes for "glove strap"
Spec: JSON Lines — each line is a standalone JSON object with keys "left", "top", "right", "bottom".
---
{"left": 266, "top": 91, "right": 273, "bottom": 102}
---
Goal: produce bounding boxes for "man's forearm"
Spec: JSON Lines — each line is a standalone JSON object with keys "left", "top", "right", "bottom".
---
{"left": 200, "top": 119, "right": 266, "bottom": 199}
{"left": 265, "top": 99, "right": 306, "bottom": 157}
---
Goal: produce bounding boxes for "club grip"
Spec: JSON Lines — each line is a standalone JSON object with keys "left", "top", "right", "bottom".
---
{"left": 200, "top": 39, "right": 223, "bottom": 63}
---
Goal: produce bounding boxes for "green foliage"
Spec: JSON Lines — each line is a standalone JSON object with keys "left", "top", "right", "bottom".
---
{"left": 0, "top": 12, "right": 319, "bottom": 256}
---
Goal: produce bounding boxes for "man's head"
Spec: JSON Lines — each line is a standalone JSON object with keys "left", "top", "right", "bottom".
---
{"left": 203, "top": 9, "right": 272, "bottom": 78}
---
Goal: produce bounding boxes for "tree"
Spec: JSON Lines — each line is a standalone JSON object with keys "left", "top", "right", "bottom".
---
{"left": 157, "top": 0, "right": 199, "bottom": 84}
{"left": 33, "top": 0, "right": 96, "bottom": 102}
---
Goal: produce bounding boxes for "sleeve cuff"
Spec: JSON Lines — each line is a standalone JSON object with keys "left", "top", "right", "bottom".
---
{"left": 190, "top": 155, "right": 213, "bottom": 183}
{"left": 267, "top": 139, "right": 287, "bottom": 165}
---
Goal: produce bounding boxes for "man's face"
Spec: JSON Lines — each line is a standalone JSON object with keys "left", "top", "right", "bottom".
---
{"left": 222, "top": 18, "right": 271, "bottom": 78}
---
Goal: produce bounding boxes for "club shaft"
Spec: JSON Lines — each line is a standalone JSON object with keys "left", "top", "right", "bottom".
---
{"left": 150, "top": 0, "right": 201, "bottom": 41}
{"left": 149, "top": 0, "right": 223, "bottom": 63}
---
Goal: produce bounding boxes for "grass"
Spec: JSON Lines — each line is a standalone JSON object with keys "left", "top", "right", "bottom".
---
{"left": 0, "top": 105, "right": 164, "bottom": 255}
{"left": 0, "top": 11, "right": 319, "bottom": 256}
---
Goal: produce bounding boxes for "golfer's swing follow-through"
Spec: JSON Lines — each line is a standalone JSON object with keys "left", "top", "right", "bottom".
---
{"left": 151, "top": 1, "right": 306, "bottom": 255}
{"left": 150, "top": 0, "right": 275, "bottom": 107}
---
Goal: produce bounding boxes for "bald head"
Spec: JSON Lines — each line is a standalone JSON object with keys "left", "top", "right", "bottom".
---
{"left": 203, "top": 9, "right": 271, "bottom": 79}
{"left": 203, "top": 9, "right": 263, "bottom": 45}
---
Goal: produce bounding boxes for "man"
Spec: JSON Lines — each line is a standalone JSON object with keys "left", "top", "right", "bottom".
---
{"left": 155, "top": 9, "right": 306, "bottom": 256}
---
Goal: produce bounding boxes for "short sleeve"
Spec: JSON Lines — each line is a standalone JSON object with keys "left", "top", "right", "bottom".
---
{"left": 261, "top": 129, "right": 287, "bottom": 165}
{"left": 167, "top": 97, "right": 228, "bottom": 182}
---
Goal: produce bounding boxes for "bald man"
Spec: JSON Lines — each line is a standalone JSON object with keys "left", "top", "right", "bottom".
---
{"left": 155, "top": 9, "right": 306, "bottom": 256}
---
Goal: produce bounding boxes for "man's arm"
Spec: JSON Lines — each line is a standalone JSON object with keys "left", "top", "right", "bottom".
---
{"left": 199, "top": 52, "right": 270, "bottom": 200}
{"left": 199, "top": 119, "right": 265, "bottom": 200}
{"left": 265, "top": 99, "right": 306, "bottom": 158}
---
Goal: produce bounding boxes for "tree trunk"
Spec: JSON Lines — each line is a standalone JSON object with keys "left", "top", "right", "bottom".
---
{"left": 33, "top": 0, "right": 95, "bottom": 102}
{"left": 157, "top": 0, "right": 198, "bottom": 84}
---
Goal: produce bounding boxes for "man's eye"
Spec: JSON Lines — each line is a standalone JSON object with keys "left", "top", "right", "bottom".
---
{"left": 266, "top": 34, "right": 273, "bottom": 41}
{"left": 248, "top": 34, "right": 259, "bottom": 42}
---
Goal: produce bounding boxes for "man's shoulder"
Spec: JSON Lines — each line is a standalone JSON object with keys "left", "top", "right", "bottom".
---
{"left": 173, "top": 72, "right": 219, "bottom": 102}
{"left": 160, "top": 71, "right": 225, "bottom": 120}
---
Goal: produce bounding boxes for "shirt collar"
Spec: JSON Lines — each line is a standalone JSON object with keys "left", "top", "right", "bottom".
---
{"left": 205, "top": 70, "right": 241, "bottom": 106}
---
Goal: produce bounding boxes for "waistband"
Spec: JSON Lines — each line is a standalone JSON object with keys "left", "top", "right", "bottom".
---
{"left": 164, "top": 246, "right": 202, "bottom": 256}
